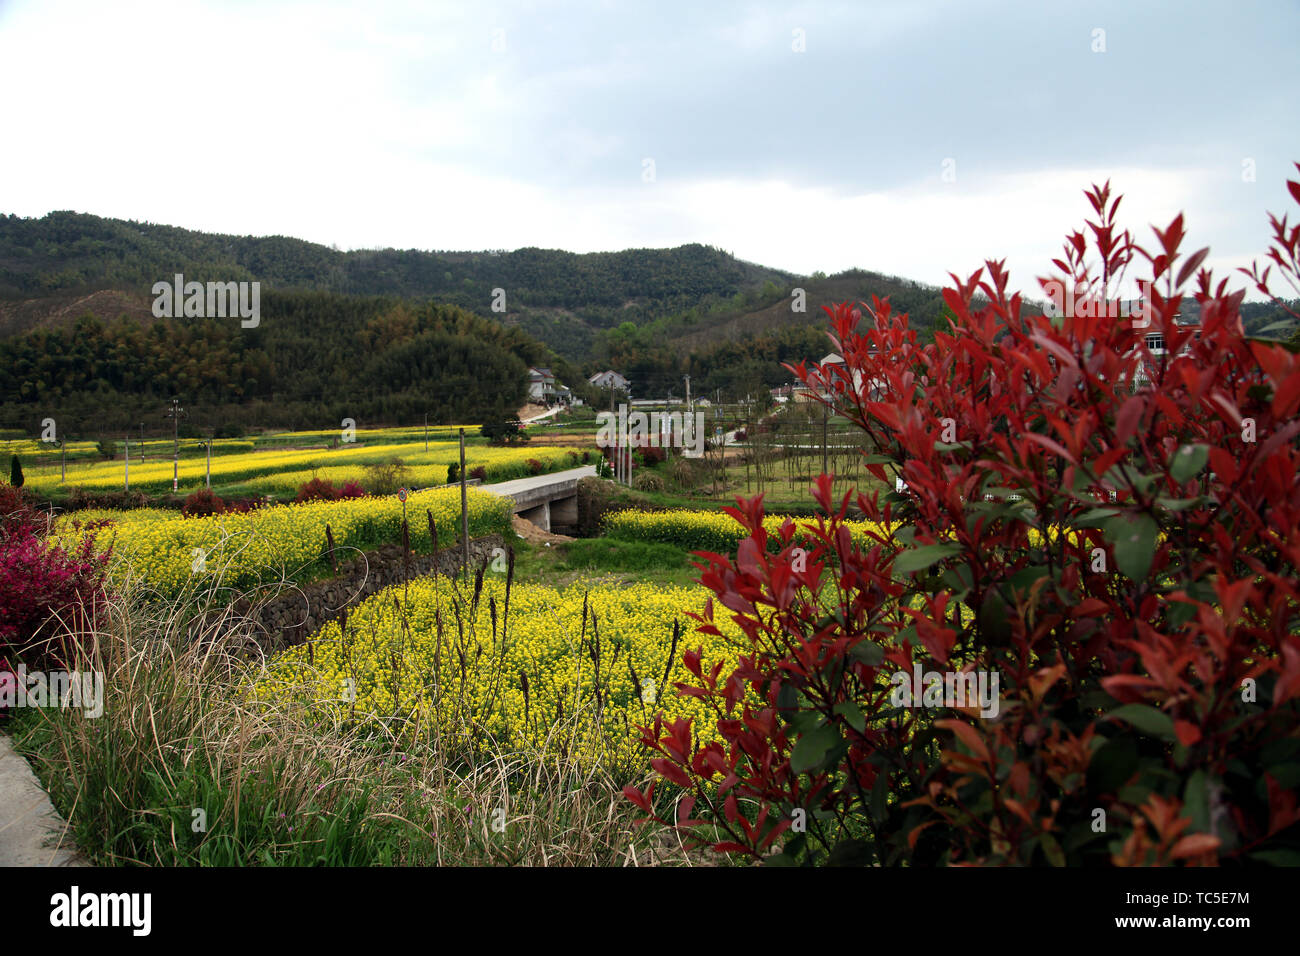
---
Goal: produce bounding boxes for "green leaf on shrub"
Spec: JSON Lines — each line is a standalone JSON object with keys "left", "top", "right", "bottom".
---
{"left": 1087, "top": 737, "right": 1139, "bottom": 794}
{"left": 1039, "top": 832, "right": 1066, "bottom": 867}
{"left": 1166, "top": 598, "right": 1196, "bottom": 629}
{"left": 1155, "top": 494, "right": 1203, "bottom": 512}
{"left": 788, "top": 710, "right": 825, "bottom": 734}
{"left": 790, "top": 723, "right": 841, "bottom": 773}
{"left": 850, "top": 641, "right": 885, "bottom": 666}
{"left": 1105, "top": 514, "right": 1158, "bottom": 580}
{"left": 1109, "top": 703, "right": 1175, "bottom": 739}
{"left": 892, "top": 543, "right": 961, "bottom": 575}
{"left": 834, "top": 700, "right": 867, "bottom": 733}
{"left": 1072, "top": 507, "right": 1119, "bottom": 527}
{"left": 1169, "top": 443, "right": 1208, "bottom": 484}
{"left": 1249, "top": 848, "right": 1300, "bottom": 865}
{"left": 1008, "top": 565, "right": 1051, "bottom": 593}
{"left": 940, "top": 562, "right": 974, "bottom": 592}
{"left": 870, "top": 770, "right": 889, "bottom": 824}
{"left": 978, "top": 589, "right": 1010, "bottom": 644}
{"left": 827, "top": 838, "right": 874, "bottom": 866}
{"left": 1183, "top": 770, "right": 1211, "bottom": 832}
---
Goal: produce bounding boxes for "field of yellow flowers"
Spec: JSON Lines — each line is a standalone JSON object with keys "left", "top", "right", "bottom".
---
{"left": 54, "top": 486, "right": 512, "bottom": 598}
{"left": 603, "top": 506, "right": 1089, "bottom": 556}
{"left": 24, "top": 440, "right": 580, "bottom": 495}
{"left": 603, "top": 507, "right": 890, "bottom": 553}
{"left": 253, "top": 576, "right": 746, "bottom": 767}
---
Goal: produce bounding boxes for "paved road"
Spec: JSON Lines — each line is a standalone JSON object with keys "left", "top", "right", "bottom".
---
{"left": 0, "top": 734, "right": 84, "bottom": 866}
{"left": 520, "top": 406, "right": 565, "bottom": 424}
{"left": 482, "top": 465, "right": 597, "bottom": 501}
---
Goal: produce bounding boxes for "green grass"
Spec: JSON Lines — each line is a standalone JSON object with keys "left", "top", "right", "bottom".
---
{"left": 509, "top": 536, "right": 701, "bottom": 589}
{"left": 596, "top": 461, "right": 888, "bottom": 516}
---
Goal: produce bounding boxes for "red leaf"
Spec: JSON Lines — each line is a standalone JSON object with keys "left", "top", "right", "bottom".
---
{"left": 650, "top": 758, "right": 692, "bottom": 789}
{"left": 1169, "top": 833, "right": 1220, "bottom": 860}
{"left": 1173, "top": 720, "right": 1202, "bottom": 747}
{"left": 1176, "top": 247, "right": 1210, "bottom": 289}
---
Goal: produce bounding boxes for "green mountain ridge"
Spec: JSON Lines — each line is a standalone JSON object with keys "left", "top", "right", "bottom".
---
{"left": 0, "top": 210, "right": 794, "bottom": 362}
{"left": 1, "top": 209, "right": 1294, "bottom": 436}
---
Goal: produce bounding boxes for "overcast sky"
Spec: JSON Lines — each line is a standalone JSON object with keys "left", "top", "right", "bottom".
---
{"left": 1, "top": 0, "right": 1296, "bottom": 296}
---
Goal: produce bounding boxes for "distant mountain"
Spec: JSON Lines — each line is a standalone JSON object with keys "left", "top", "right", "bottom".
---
{"left": 1, "top": 210, "right": 1293, "bottom": 436}
{"left": 0, "top": 211, "right": 794, "bottom": 361}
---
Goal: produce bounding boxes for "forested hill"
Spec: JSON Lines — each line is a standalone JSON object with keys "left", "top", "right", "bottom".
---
{"left": 0, "top": 210, "right": 792, "bottom": 359}
{"left": 0, "top": 293, "right": 548, "bottom": 435}
{"left": 3, "top": 210, "right": 1294, "bottom": 425}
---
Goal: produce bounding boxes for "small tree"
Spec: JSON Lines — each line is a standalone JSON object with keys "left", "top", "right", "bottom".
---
{"left": 9, "top": 455, "right": 22, "bottom": 488}
{"left": 481, "top": 418, "right": 528, "bottom": 445}
{"left": 363, "top": 457, "right": 409, "bottom": 495}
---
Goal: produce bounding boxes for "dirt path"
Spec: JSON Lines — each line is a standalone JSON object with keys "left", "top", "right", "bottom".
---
{"left": 511, "top": 514, "right": 575, "bottom": 544}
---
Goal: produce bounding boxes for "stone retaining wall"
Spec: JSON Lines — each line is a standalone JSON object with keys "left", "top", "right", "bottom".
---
{"left": 229, "top": 534, "right": 507, "bottom": 656}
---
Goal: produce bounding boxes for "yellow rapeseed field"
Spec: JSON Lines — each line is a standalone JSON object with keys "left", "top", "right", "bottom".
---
{"left": 26, "top": 440, "right": 582, "bottom": 494}
{"left": 54, "top": 487, "right": 512, "bottom": 598}
{"left": 604, "top": 506, "right": 1091, "bottom": 554}
{"left": 253, "top": 576, "right": 747, "bottom": 765}
{"left": 603, "top": 508, "right": 889, "bottom": 553}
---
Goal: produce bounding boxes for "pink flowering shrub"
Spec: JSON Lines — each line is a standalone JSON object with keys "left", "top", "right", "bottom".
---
{"left": 0, "top": 485, "right": 111, "bottom": 671}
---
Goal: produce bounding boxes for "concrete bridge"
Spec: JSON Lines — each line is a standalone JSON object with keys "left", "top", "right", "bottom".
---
{"left": 483, "top": 465, "right": 596, "bottom": 533}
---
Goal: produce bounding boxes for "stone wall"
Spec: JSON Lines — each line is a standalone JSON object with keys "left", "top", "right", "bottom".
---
{"left": 232, "top": 534, "right": 506, "bottom": 656}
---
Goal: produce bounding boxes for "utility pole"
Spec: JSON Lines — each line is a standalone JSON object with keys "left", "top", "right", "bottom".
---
{"left": 166, "top": 398, "right": 183, "bottom": 492}
{"left": 458, "top": 427, "right": 469, "bottom": 581}
{"left": 124, "top": 433, "right": 130, "bottom": 491}
{"left": 822, "top": 403, "right": 829, "bottom": 477}
{"left": 60, "top": 439, "right": 65, "bottom": 484}
{"left": 424, "top": 413, "right": 429, "bottom": 453}
{"left": 206, "top": 435, "right": 212, "bottom": 488}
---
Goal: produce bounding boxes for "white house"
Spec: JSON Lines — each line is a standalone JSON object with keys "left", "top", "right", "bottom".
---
{"left": 1121, "top": 315, "right": 1199, "bottom": 390}
{"left": 528, "top": 367, "right": 571, "bottom": 405}
{"left": 814, "top": 350, "right": 884, "bottom": 400}
{"left": 589, "top": 370, "right": 630, "bottom": 391}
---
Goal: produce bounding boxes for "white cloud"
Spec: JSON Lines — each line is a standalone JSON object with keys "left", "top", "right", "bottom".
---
{"left": 0, "top": 0, "right": 1293, "bottom": 305}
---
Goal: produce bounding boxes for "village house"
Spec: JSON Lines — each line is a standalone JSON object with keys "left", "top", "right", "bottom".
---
{"left": 528, "top": 367, "right": 572, "bottom": 405}
{"left": 588, "top": 370, "right": 630, "bottom": 391}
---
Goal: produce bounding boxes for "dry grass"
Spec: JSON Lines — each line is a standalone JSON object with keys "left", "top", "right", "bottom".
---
{"left": 8, "top": 577, "right": 714, "bottom": 866}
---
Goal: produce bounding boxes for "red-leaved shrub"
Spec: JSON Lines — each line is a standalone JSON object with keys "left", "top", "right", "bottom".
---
{"left": 0, "top": 483, "right": 41, "bottom": 538}
{"left": 337, "top": 481, "right": 366, "bottom": 499}
{"left": 0, "top": 494, "right": 111, "bottom": 671}
{"left": 295, "top": 477, "right": 340, "bottom": 503}
{"left": 627, "top": 168, "right": 1300, "bottom": 866}
{"left": 181, "top": 487, "right": 226, "bottom": 517}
